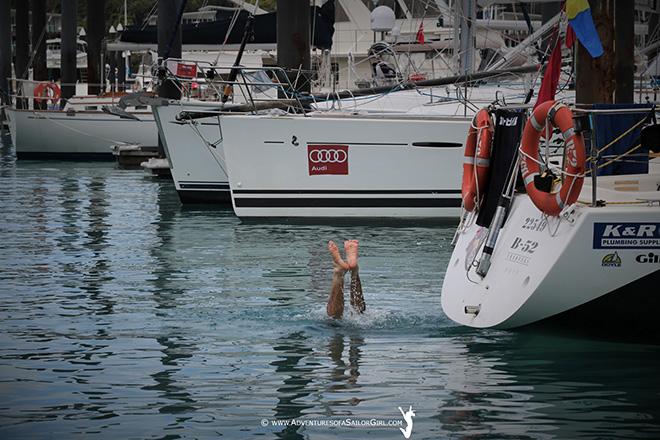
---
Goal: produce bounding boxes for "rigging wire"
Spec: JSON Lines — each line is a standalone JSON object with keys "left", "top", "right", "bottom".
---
{"left": 21, "top": 15, "right": 53, "bottom": 79}
{"left": 141, "top": 1, "right": 158, "bottom": 30}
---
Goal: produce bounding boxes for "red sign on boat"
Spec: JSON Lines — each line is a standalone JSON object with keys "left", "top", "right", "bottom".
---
{"left": 176, "top": 63, "right": 197, "bottom": 78}
{"left": 308, "top": 145, "right": 349, "bottom": 175}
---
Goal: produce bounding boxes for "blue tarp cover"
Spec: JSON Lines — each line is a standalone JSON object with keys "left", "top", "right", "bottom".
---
{"left": 592, "top": 103, "right": 653, "bottom": 176}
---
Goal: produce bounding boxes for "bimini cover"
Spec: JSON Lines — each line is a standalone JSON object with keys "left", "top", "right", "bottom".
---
{"left": 592, "top": 103, "right": 654, "bottom": 176}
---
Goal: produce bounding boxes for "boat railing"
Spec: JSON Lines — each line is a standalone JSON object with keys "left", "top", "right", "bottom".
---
{"left": 156, "top": 58, "right": 308, "bottom": 114}
{"left": 8, "top": 78, "right": 134, "bottom": 110}
{"left": 484, "top": 103, "right": 657, "bottom": 210}
{"left": 551, "top": 105, "right": 658, "bottom": 207}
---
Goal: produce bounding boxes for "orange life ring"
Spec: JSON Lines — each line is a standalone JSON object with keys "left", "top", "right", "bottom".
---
{"left": 34, "top": 81, "right": 61, "bottom": 107}
{"left": 520, "top": 100, "right": 586, "bottom": 216}
{"left": 461, "top": 108, "right": 494, "bottom": 212}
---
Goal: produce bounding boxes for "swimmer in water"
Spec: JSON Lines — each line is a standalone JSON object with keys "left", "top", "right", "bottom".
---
{"left": 326, "top": 240, "right": 366, "bottom": 319}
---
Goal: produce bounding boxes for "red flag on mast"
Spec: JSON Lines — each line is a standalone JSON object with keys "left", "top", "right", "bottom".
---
{"left": 565, "top": 24, "right": 576, "bottom": 49}
{"left": 416, "top": 22, "right": 425, "bottom": 44}
{"left": 534, "top": 41, "right": 562, "bottom": 109}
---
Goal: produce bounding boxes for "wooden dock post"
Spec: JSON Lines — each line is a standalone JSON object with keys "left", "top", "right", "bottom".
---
{"left": 87, "top": 0, "right": 105, "bottom": 96}
{"left": 156, "top": 0, "right": 183, "bottom": 162}
{"left": 576, "top": 0, "right": 634, "bottom": 104}
{"left": 276, "top": 0, "right": 311, "bottom": 93}
{"left": 60, "top": 0, "right": 77, "bottom": 107}
{"left": 32, "top": 0, "right": 48, "bottom": 109}
{"left": 0, "top": 0, "right": 11, "bottom": 106}
{"left": 614, "top": 1, "right": 634, "bottom": 103}
{"left": 157, "top": 0, "right": 183, "bottom": 101}
{"left": 14, "top": 1, "right": 30, "bottom": 109}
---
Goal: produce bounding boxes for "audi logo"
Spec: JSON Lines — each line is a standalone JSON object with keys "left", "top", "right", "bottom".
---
{"left": 309, "top": 149, "right": 348, "bottom": 163}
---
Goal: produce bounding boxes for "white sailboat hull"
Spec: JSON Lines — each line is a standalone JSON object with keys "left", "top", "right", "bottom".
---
{"left": 220, "top": 113, "right": 470, "bottom": 218}
{"left": 153, "top": 103, "right": 230, "bottom": 203}
{"left": 5, "top": 108, "right": 157, "bottom": 159}
{"left": 442, "top": 188, "right": 660, "bottom": 334}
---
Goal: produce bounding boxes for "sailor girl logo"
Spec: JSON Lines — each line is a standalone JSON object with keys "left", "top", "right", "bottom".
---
{"left": 398, "top": 406, "right": 415, "bottom": 439}
{"left": 602, "top": 252, "right": 622, "bottom": 267}
{"left": 308, "top": 144, "right": 349, "bottom": 175}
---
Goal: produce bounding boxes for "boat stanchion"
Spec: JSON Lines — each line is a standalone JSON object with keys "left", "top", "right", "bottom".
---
{"left": 573, "top": 111, "right": 597, "bottom": 207}
{"left": 589, "top": 114, "right": 599, "bottom": 207}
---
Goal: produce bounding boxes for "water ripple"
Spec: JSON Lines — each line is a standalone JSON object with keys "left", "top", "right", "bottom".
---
{"left": 1, "top": 134, "right": 659, "bottom": 439}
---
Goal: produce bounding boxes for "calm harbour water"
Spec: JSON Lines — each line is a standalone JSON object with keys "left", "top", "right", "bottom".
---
{"left": 1, "top": 133, "right": 659, "bottom": 440}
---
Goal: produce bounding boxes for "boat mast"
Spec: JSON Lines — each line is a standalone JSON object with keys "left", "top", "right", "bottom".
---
{"left": 454, "top": 0, "right": 475, "bottom": 115}
{"left": 487, "top": 12, "right": 560, "bottom": 71}
{"left": 221, "top": 12, "right": 255, "bottom": 104}
{"left": 459, "top": 0, "right": 475, "bottom": 76}
{"left": 453, "top": 0, "right": 460, "bottom": 71}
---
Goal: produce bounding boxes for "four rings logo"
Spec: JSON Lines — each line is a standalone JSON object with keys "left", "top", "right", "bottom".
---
{"left": 309, "top": 149, "right": 348, "bottom": 164}
{"left": 308, "top": 144, "right": 349, "bottom": 175}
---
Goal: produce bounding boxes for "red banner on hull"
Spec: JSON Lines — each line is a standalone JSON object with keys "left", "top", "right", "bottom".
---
{"left": 308, "top": 145, "right": 349, "bottom": 175}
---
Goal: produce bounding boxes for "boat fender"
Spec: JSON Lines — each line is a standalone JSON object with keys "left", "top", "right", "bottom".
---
{"left": 520, "top": 101, "right": 586, "bottom": 216}
{"left": 33, "top": 81, "right": 61, "bottom": 107}
{"left": 461, "top": 108, "right": 494, "bottom": 212}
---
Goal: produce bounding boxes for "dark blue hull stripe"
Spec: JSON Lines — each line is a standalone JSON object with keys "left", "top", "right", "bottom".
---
{"left": 232, "top": 189, "right": 461, "bottom": 195}
{"left": 177, "top": 189, "right": 231, "bottom": 204}
{"left": 233, "top": 197, "right": 461, "bottom": 208}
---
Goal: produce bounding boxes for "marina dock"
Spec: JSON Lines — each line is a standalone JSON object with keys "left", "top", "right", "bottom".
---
{"left": 0, "top": 1, "right": 659, "bottom": 439}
